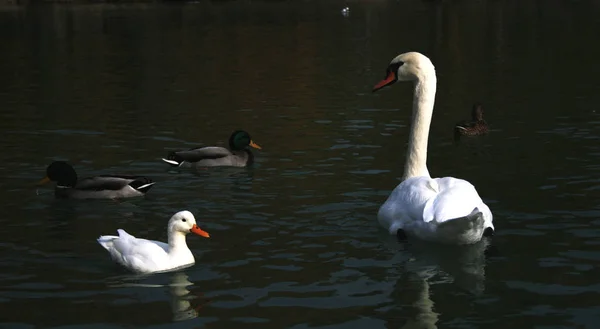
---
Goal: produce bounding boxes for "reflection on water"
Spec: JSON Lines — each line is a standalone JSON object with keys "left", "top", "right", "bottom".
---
{"left": 107, "top": 271, "right": 207, "bottom": 322}
{"left": 400, "top": 279, "right": 438, "bottom": 329}
{"left": 168, "top": 272, "right": 205, "bottom": 322}
{"left": 384, "top": 238, "right": 491, "bottom": 328}
{"left": 405, "top": 239, "right": 490, "bottom": 296}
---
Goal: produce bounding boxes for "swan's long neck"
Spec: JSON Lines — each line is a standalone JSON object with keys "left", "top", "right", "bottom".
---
{"left": 403, "top": 72, "right": 437, "bottom": 180}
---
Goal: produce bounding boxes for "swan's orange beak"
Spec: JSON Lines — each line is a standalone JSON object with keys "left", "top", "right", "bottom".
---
{"left": 249, "top": 140, "right": 262, "bottom": 150}
{"left": 38, "top": 176, "right": 51, "bottom": 186}
{"left": 373, "top": 71, "right": 396, "bottom": 92}
{"left": 190, "top": 224, "right": 210, "bottom": 238}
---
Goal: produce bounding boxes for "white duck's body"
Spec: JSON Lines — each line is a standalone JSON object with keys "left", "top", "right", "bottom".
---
{"left": 97, "top": 211, "right": 210, "bottom": 274}
{"left": 373, "top": 52, "right": 494, "bottom": 244}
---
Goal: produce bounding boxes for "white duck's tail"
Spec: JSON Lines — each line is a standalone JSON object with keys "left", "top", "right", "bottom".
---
{"left": 97, "top": 235, "right": 119, "bottom": 251}
{"left": 435, "top": 208, "right": 486, "bottom": 244}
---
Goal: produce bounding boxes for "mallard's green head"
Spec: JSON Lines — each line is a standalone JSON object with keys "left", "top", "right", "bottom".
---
{"left": 39, "top": 161, "right": 78, "bottom": 187}
{"left": 228, "top": 130, "right": 261, "bottom": 151}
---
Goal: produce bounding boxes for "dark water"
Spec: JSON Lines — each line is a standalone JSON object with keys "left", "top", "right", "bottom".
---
{"left": 1, "top": 0, "right": 600, "bottom": 328}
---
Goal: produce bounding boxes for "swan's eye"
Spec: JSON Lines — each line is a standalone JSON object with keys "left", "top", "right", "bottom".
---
{"left": 182, "top": 218, "right": 187, "bottom": 222}
{"left": 388, "top": 61, "right": 403, "bottom": 74}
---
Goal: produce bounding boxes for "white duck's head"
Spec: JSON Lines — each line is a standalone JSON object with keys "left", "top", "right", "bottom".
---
{"left": 372, "top": 52, "right": 436, "bottom": 92}
{"left": 168, "top": 211, "right": 210, "bottom": 238}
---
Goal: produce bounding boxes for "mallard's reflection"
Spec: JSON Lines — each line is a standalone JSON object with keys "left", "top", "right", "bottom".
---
{"left": 191, "top": 167, "right": 255, "bottom": 185}
{"left": 164, "top": 166, "right": 255, "bottom": 195}
{"left": 164, "top": 162, "right": 255, "bottom": 180}
{"left": 107, "top": 271, "right": 209, "bottom": 322}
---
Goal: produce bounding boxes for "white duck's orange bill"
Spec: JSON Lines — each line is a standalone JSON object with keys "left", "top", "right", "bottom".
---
{"left": 190, "top": 224, "right": 210, "bottom": 238}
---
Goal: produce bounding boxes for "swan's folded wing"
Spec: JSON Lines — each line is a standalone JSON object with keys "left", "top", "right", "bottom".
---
{"left": 378, "top": 176, "right": 438, "bottom": 232}
{"left": 424, "top": 177, "right": 485, "bottom": 223}
{"left": 173, "top": 146, "right": 232, "bottom": 162}
{"left": 399, "top": 177, "right": 439, "bottom": 223}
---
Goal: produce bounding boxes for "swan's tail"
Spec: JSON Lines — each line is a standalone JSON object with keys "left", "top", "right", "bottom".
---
{"left": 436, "top": 208, "right": 487, "bottom": 244}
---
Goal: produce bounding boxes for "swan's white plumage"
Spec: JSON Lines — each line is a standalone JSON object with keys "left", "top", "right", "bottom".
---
{"left": 97, "top": 211, "right": 210, "bottom": 273}
{"left": 374, "top": 52, "right": 494, "bottom": 244}
{"left": 378, "top": 176, "right": 493, "bottom": 244}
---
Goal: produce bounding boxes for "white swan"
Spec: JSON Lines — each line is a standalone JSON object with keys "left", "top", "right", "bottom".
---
{"left": 372, "top": 52, "right": 494, "bottom": 244}
{"left": 97, "top": 211, "right": 210, "bottom": 273}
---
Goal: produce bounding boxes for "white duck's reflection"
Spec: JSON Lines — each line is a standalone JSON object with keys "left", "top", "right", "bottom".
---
{"left": 107, "top": 271, "right": 208, "bottom": 322}
{"left": 168, "top": 272, "right": 206, "bottom": 321}
{"left": 385, "top": 238, "right": 493, "bottom": 329}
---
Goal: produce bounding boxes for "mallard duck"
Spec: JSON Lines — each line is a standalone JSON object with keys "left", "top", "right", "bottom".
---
{"left": 97, "top": 210, "right": 210, "bottom": 274}
{"left": 38, "top": 161, "right": 155, "bottom": 199}
{"left": 162, "top": 130, "right": 261, "bottom": 168}
{"left": 454, "top": 102, "right": 489, "bottom": 137}
{"left": 372, "top": 52, "right": 494, "bottom": 245}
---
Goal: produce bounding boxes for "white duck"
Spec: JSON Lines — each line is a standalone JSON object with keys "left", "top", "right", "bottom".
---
{"left": 372, "top": 52, "right": 494, "bottom": 244}
{"left": 97, "top": 211, "right": 210, "bottom": 273}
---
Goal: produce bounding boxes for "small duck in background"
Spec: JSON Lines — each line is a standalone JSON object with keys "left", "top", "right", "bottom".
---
{"left": 454, "top": 102, "right": 489, "bottom": 139}
{"left": 38, "top": 161, "right": 155, "bottom": 199}
{"left": 341, "top": 7, "right": 350, "bottom": 16}
{"left": 162, "top": 130, "right": 261, "bottom": 168}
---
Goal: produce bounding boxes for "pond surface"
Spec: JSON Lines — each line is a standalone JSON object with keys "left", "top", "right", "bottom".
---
{"left": 1, "top": 1, "right": 600, "bottom": 328}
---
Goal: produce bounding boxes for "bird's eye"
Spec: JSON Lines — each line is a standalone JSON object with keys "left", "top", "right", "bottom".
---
{"left": 182, "top": 218, "right": 187, "bottom": 222}
{"left": 389, "top": 61, "right": 403, "bottom": 73}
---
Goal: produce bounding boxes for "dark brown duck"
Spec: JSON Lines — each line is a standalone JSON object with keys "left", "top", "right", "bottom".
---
{"left": 454, "top": 103, "right": 489, "bottom": 137}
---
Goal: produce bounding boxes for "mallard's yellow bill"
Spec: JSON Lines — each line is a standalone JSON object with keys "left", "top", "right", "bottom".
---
{"left": 38, "top": 176, "right": 51, "bottom": 185}
{"left": 249, "top": 140, "right": 262, "bottom": 150}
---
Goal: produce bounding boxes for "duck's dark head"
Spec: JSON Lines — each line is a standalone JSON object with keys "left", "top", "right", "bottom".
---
{"left": 229, "top": 130, "right": 261, "bottom": 151}
{"left": 39, "top": 161, "right": 78, "bottom": 187}
{"left": 471, "top": 103, "right": 484, "bottom": 121}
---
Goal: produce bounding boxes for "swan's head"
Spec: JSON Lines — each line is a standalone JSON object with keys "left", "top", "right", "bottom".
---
{"left": 169, "top": 211, "right": 210, "bottom": 238}
{"left": 372, "top": 52, "right": 436, "bottom": 92}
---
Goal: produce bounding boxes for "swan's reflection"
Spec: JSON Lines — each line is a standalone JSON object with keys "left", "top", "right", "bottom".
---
{"left": 107, "top": 271, "right": 208, "bottom": 322}
{"left": 404, "top": 238, "right": 490, "bottom": 295}
{"left": 399, "top": 278, "right": 438, "bottom": 329}
{"left": 385, "top": 238, "right": 492, "bottom": 328}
